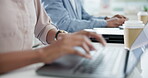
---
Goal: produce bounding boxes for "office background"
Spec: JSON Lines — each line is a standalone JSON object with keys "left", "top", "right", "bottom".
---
{"left": 83, "top": 0, "right": 148, "bottom": 20}
{"left": 34, "top": 0, "right": 148, "bottom": 45}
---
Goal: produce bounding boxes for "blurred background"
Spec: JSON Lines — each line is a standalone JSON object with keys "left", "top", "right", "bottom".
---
{"left": 34, "top": 0, "right": 148, "bottom": 47}
{"left": 83, "top": 0, "right": 148, "bottom": 20}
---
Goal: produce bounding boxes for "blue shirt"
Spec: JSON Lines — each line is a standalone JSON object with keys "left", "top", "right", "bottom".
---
{"left": 42, "top": 0, "right": 107, "bottom": 32}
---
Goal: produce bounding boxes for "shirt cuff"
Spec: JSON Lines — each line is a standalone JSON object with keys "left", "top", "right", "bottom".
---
{"left": 39, "top": 25, "right": 56, "bottom": 45}
{"left": 93, "top": 20, "right": 107, "bottom": 28}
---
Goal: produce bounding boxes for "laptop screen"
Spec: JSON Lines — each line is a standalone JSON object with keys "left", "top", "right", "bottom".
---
{"left": 125, "top": 23, "right": 148, "bottom": 76}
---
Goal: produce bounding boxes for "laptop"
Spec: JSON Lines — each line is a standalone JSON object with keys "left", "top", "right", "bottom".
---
{"left": 85, "top": 28, "right": 124, "bottom": 43}
{"left": 36, "top": 24, "right": 148, "bottom": 78}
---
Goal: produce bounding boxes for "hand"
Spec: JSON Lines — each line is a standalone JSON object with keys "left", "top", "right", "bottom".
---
{"left": 112, "top": 14, "right": 128, "bottom": 20}
{"left": 106, "top": 17, "right": 126, "bottom": 28}
{"left": 57, "top": 31, "right": 106, "bottom": 46}
{"left": 106, "top": 14, "right": 128, "bottom": 28}
{"left": 71, "top": 30, "right": 106, "bottom": 46}
{"left": 37, "top": 31, "right": 106, "bottom": 63}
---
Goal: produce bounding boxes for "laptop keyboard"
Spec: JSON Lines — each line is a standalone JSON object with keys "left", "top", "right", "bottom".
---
{"left": 73, "top": 46, "right": 123, "bottom": 74}
{"left": 75, "top": 54, "right": 104, "bottom": 74}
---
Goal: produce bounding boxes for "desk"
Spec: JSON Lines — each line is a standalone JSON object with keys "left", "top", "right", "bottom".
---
{"left": 0, "top": 63, "right": 58, "bottom": 78}
{"left": 1, "top": 46, "right": 148, "bottom": 78}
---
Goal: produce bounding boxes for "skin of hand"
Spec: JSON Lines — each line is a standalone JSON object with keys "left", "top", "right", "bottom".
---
{"left": 112, "top": 14, "right": 128, "bottom": 20}
{"left": 106, "top": 17, "right": 126, "bottom": 28}
{"left": 106, "top": 14, "right": 128, "bottom": 28}
{"left": 37, "top": 31, "right": 106, "bottom": 63}
{"left": 106, "top": 14, "right": 128, "bottom": 20}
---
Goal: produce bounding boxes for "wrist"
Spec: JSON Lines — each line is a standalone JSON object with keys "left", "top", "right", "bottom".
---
{"left": 55, "top": 30, "right": 68, "bottom": 40}
{"left": 35, "top": 45, "right": 64, "bottom": 63}
{"left": 104, "top": 16, "right": 110, "bottom": 20}
{"left": 34, "top": 48, "right": 46, "bottom": 63}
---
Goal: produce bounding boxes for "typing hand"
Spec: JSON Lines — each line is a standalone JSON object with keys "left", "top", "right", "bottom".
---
{"left": 37, "top": 31, "right": 106, "bottom": 63}
{"left": 106, "top": 14, "right": 128, "bottom": 28}
{"left": 106, "top": 17, "right": 125, "bottom": 28}
{"left": 112, "top": 14, "right": 128, "bottom": 20}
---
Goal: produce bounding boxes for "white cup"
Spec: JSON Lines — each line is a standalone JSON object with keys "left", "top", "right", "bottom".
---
{"left": 137, "top": 12, "right": 148, "bottom": 24}
{"left": 123, "top": 21, "right": 144, "bottom": 49}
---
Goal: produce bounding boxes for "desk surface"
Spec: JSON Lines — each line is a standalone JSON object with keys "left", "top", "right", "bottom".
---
{"left": 1, "top": 44, "right": 148, "bottom": 78}
{"left": 0, "top": 63, "right": 57, "bottom": 78}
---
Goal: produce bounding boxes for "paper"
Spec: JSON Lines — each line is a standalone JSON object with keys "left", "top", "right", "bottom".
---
{"left": 93, "top": 28, "right": 124, "bottom": 35}
{"left": 131, "top": 25, "right": 148, "bottom": 50}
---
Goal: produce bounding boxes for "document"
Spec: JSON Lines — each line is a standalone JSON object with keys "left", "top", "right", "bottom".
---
{"left": 93, "top": 28, "right": 124, "bottom": 35}
{"left": 131, "top": 25, "right": 148, "bottom": 50}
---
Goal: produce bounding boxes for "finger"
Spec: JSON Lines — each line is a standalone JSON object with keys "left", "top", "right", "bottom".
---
{"left": 113, "top": 18, "right": 125, "bottom": 26}
{"left": 114, "top": 23, "right": 121, "bottom": 27}
{"left": 73, "top": 36, "right": 95, "bottom": 51}
{"left": 113, "top": 15, "right": 128, "bottom": 22}
{"left": 96, "top": 35, "right": 106, "bottom": 46}
{"left": 107, "top": 17, "right": 118, "bottom": 21}
{"left": 73, "top": 49, "right": 92, "bottom": 59}
{"left": 71, "top": 31, "right": 107, "bottom": 47}
{"left": 113, "top": 14, "right": 125, "bottom": 19}
{"left": 81, "top": 42, "right": 91, "bottom": 54}
{"left": 113, "top": 14, "right": 122, "bottom": 18}
{"left": 117, "top": 19, "right": 126, "bottom": 25}
{"left": 76, "top": 31, "right": 106, "bottom": 47}
{"left": 87, "top": 32, "right": 106, "bottom": 46}
{"left": 122, "top": 15, "right": 128, "bottom": 20}
{"left": 67, "top": 47, "right": 92, "bottom": 59}
{"left": 83, "top": 36, "right": 96, "bottom": 50}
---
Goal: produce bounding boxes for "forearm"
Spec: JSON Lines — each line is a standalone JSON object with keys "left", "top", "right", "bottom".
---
{"left": 66, "top": 20, "right": 107, "bottom": 32}
{"left": 46, "top": 29, "right": 58, "bottom": 44}
{"left": 0, "top": 50, "right": 41, "bottom": 74}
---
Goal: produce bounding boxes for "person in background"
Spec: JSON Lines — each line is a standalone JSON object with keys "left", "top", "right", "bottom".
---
{"left": 41, "top": 0, "right": 127, "bottom": 32}
{"left": 0, "top": 0, "right": 106, "bottom": 74}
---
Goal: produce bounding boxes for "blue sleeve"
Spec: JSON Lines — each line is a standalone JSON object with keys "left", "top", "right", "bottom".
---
{"left": 42, "top": 0, "right": 107, "bottom": 33}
